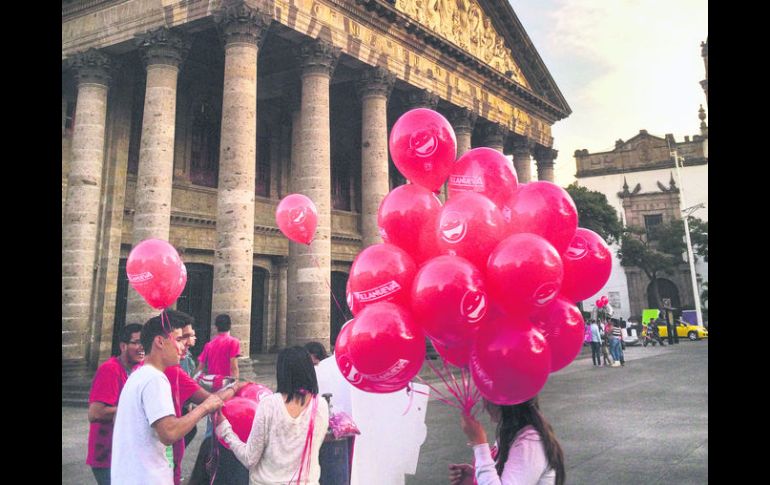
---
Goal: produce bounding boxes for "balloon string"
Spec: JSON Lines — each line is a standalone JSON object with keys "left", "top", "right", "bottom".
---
{"left": 413, "top": 375, "right": 459, "bottom": 404}
{"left": 207, "top": 413, "right": 219, "bottom": 485}
{"left": 425, "top": 357, "right": 463, "bottom": 403}
{"left": 402, "top": 385, "right": 416, "bottom": 416}
{"left": 410, "top": 382, "right": 463, "bottom": 411}
{"left": 311, "top": 255, "right": 353, "bottom": 322}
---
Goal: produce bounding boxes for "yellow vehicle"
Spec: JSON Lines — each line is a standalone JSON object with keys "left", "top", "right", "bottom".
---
{"left": 657, "top": 320, "right": 708, "bottom": 341}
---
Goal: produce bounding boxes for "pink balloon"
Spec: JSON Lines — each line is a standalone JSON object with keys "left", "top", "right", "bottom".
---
{"left": 487, "top": 233, "right": 564, "bottom": 316}
{"left": 411, "top": 255, "right": 488, "bottom": 348}
{"left": 437, "top": 192, "right": 506, "bottom": 271}
{"left": 348, "top": 243, "right": 417, "bottom": 315}
{"left": 531, "top": 297, "right": 586, "bottom": 372}
{"left": 377, "top": 184, "right": 443, "bottom": 265}
{"left": 126, "top": 239, "right": 187, "bottom": 309}
{"left": 235, "top": 383, "right": 273, "bottom": 402}
{"left": 275, "top": 194, "right": 318, "bottom": 245}
{"left": 560, "top": 228, "right": 612, "bottom": 303}
{"left": 447, "top": 147, "right": 518, "bottom": 212}
{"left": 601, "top": 296, "right": 609, "bottom": 305}
{"left": 389, "top": 109, "right": 457, "bottom": 192}
{"left": 430, "top": 338, "right": 472, "bottom": 368}
{"left": 335, "top": 302, "right": 425, "bottom": 393}
{"left": 345, "top": 279, "right": 363, "bottom": 316}
{"left": 595, "top": 299, "right": 603, "bottom": 308}
{"left": 216, "top": 397, "right": 259, "bottom": 449}
{"left": 503, "top": 181, "right": 578, "bottom": 254}
{"left": 470, "top": 314, "right": 552, "bottom": 405}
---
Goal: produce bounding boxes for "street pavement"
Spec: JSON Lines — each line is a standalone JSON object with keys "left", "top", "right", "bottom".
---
{"left": 62, "top": 340, "right": 707, "bottom": 484}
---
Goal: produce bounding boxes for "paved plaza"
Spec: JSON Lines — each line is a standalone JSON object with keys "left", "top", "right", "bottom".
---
{"left": 63, "top": 340, "right": 707, "bottom": 484}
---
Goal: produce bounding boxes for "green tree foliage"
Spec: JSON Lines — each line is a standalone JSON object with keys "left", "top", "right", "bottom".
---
{"left": 565, "top": 183, "right": 623, "bottom": 244}
{"left": 618, "top": 218, "right": 708, "bottom": 308}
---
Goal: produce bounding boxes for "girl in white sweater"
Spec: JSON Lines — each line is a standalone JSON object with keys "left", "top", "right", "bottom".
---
{"left": 449, "top": 396, "right": 565, "bottom": 485}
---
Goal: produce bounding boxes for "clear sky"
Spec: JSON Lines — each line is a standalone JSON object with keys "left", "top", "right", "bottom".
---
{"left": 508, "top": 0, "right": 708, "bottom": 187}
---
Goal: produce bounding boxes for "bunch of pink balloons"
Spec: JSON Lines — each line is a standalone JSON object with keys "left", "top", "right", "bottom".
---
{"left": 595, "top": 295, "right": 610, "bottom": 308}
{"left": 216, "top": 383, "right": 273, "bottom": 449}
{"left": 334, "top": 108, "right": 613, "bottom": 405}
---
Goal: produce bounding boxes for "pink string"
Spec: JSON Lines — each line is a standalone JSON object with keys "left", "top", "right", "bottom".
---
{"left": 289, "top": 395, "right": 319, "bottom": 485}
{"left": 420, "top": 356, "right": 481, "bottom": 416}
{"left": 311, "top": 255, "right": 353, "bottom": 322}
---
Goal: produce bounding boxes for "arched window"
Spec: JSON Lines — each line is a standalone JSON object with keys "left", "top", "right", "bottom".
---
{"left": 647, "top": 278, "right": 681, "bottom": 310}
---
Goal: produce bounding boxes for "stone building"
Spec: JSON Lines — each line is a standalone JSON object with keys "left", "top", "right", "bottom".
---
{"left": 62, "top": 0, "right": 570, "bottom": 369}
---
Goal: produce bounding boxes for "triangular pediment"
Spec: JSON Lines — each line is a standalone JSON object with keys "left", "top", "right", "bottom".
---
{"left": 393, "top": 0, "right": 527, "bottom": 86}
{"left": 616, "top": 131, "right": 667, "bottom": 151}
{"left": 392, "top": 0, "right": 570, "bottom": 118}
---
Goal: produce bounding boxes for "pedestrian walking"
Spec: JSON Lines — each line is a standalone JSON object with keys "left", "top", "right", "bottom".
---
{"left": 589, "top": 320, "right": 602, "bottom": 367}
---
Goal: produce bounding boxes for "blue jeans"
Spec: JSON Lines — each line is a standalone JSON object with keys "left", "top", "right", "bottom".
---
{"left": 610, "top": 337, "right": 623, "bottom": 362}
{"left": 91, "top": 467, "right": 110, "bottom": 485}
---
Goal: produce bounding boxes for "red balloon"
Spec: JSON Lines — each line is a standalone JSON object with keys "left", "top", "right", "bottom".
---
{"left": 389, "top": 109, "right": 457, "bottom": 192}
{"left": 503, "top": 181, "right": 578, "bottom": 254}
{"left": 275, "top": 194, "right": 318, "bottom": 245}
{"left": 348, "top": 243, "right": 417, "bottom": 314}
{"left": 437, "top": 192, "right": 506, "bottom": 271}
{"left": 345, "top": 279, "right": 362, "bottom": 316}
{"left": 470, "top": 314, "right": 552, "bottom": 405}
{"left": 236, "top": 383, "right": 273, "bottom": 402}
{"left": 126, "top": 239, "right": 188, "bottom": 309}
{"left": 447, "top": 147, "right": 518, "bottom": 212}
{"left": 334, "top": 302, "right": 425, "bottom": 393}
{"left": 595, "top": 299, "right": 603, "bottom": 308}
{"left": 487, "top": 233, "right": 564, "bottom": 316}
{"left": 559, "top": 228, "right": 612, "bottom": 303}
{"left": 601, "top": 296, "right": 609, "bottom": 305}
{"left": 430, "top": 338, "right": 472, "bottom": 368}
{"left": 377, "top": 184, "right": 442, "bottom": 265}
{"left": 217, "top": 397, "right": 259, "bottom": 449}
{"left": 531, "top": 297, "right": 586, "bottom": 372}
{"left": 411, "top": 255, "right": 488, "bottom": 348}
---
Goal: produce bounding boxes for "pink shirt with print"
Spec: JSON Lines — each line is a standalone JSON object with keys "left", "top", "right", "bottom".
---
{"left": 86, "top": 356, "right": 128, "bottom": 468}
{"left": 199, "top": 333, "right": 241, "bottom": 376}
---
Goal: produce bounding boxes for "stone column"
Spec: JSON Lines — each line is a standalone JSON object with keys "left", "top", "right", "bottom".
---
{"left": 62, "top": 49, "right": 112, "bottom": 360}
{"left": 357, "top": 67, "right": 395, "bottom": 248}
{"left": 511, "top": 137, "right": 535, "bottom": 183}
{"left": 287, "top": 39, "right": 340, "bottom": 350}
{"left": 481, "top": 121, "right": 508, "bottom": 153}
{"left": 447, "top": 107, "right": 477, "bottom": 157}
{"left": 209, "top": 2, "right": 272, "bottom": 354}
{"left": 276, "top": 257, "right": 288, "bottom": 350}
{"left": 534, "top": 146, "right": 557, "bottom": 183}
{"left": 126, "top": 27, "right": 189, "bottom": 324}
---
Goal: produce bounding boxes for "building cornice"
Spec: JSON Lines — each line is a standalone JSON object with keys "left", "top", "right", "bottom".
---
{"left": 576, "top": 157, "right": 707, "bottom": 179}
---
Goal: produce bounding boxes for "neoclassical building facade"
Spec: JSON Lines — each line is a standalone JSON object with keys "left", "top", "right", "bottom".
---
{"left": 62, "top": 0, "right": 570, "bottom": 368}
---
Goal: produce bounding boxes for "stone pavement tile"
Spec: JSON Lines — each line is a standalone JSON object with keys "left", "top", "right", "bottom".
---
{"left": 652, "top": 462, "right": 708, "bottom": 485}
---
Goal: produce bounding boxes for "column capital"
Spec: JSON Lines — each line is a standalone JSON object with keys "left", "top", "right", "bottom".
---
{"left": 68, "top": 49, "right": 114, "bottom": 86}
{"left": 533, "top": 145, "right": 558, "bottom": 162}
{"left": 135, "top": 27, "right": 191, "bottom": 69}
{"left": 480, "top": 121, "right": 509, "bottom": 147}
{"left": 214, "top": 0, "right": 272, "bottom": 48}
{"left": 511, "top": 136, "right": 536, "bottom": 155}
{"left": 405, "top": 88, "right": 439, "bottom": 110}
{"left": 295, "top": 39, "right": 341, "bottom": 77}
{"left": 447, "top": 107, "right": 478, "bottom": 134}
{"left": 356, "top": 66, "right": 396, "bottom": 99}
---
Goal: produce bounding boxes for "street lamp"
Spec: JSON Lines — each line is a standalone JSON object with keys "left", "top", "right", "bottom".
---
{"left": 668, "top": 141, "right": 705, "bottom": 328}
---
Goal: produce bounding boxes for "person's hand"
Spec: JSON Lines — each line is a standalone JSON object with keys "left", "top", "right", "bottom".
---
{"left": 233, "top": 380, "right": 250, "bottom": 393}
{"left": 460, "top": 414, "right": 487, "bottom": 446}
{"left": 201, "top": 394, "right": 224, "bottom": 414}
{"left": 448, "top": 463, "right": 474, "bottom": 485}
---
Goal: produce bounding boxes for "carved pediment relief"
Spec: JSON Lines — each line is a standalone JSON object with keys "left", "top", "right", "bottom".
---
{"left": 394, "top": 0, "right": 528, "bottom": 87}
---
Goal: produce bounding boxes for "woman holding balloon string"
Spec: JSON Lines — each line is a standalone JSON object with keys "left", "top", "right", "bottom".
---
{"left": 449, "top": 396, "right": 565, "bottom": 485}
{"left": 216, "top": 346, "right": 329, "bottom": 484}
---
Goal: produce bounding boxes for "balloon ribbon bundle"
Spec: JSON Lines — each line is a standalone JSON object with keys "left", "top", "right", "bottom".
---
{"left": 410, "top": 356, "right": 482, "bottom": 417}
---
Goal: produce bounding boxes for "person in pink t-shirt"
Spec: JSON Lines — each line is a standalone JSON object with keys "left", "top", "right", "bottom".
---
{"left": 196, "top": 314, "right": 242, "bottom": 379}
{"left": 86, "top": 323, "right": 144, "bottom": 485}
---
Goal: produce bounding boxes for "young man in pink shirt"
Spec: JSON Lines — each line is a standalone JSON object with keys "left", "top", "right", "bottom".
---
{"left": 86, "top": 323, "right": 144, "bottom": 485}
{"left": 196, "top": 314, "right": 241, "bottom": 379}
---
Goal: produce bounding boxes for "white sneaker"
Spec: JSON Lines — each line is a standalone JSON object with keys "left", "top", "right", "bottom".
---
{"left": 611, "top": 361, "right": 620, "bottom": 367}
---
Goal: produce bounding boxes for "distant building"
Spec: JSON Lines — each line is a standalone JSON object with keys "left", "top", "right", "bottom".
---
{"left": 573, "top": 41, "right": 708, "bottom": 322}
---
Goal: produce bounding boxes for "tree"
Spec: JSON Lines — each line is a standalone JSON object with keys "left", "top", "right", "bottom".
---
{"left": 617, "top": 218, "right": 708, "bottom": 309}
{"left": 565, "top": 183, "right": 623, "bottom": 244}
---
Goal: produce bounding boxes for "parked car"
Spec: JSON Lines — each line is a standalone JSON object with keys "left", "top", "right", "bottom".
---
{"left": 657, "top": 320, "right": 708, "bottom": 341}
